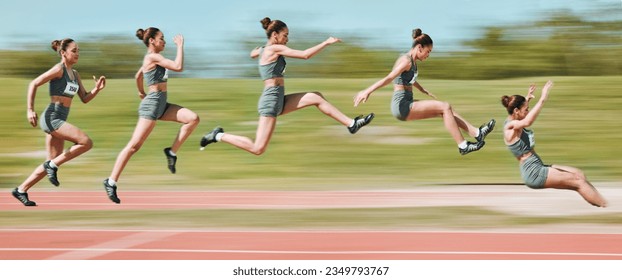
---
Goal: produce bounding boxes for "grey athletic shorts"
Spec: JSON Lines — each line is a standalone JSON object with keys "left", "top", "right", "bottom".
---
{"left": 40, "top": 103, "right": 70, "bottom": 134}
{"left": 139, "top": 91, "right": 170, "bottom": 120}
{"left": 520, "top": 153, "right": 550, "bottom": 189}
{"left": 391, "top": 90, "right": 414, "bottom": 121}
{"left": 258, "top": 86, "right": 285, "bottom": 117}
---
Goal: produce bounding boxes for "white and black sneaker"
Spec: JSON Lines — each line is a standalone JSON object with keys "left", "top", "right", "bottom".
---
{"left": 43, "top": 160, "right": 59, "bottom": 186}
{"left": 476, "top": 119, "right": 496, "bottom": 143}
{"left": 103, "top": 179, "right": 121, "bottom": 204}
{"left": 348, "top": 113, "right": 375, "bottom": 134}
{"left": 200, "top": 126, "right": 224, "bottom": 150}
{"left": 12, "top": 188, "right": 36, "bottom": 206}
{"left": 459, "top": 141, "right": 485, "bottom": 155}
{"left": 163, "top": 147, "right": 177, "bottom": 174}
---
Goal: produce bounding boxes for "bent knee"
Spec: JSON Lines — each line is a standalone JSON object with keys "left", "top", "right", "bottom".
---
{"left": 84, "top": 138, "right": 93, "bottom": 150}
{"left": 76, "top": 137, "right": 93, "bottom": 150}
{"left": 180, "top": 112, "right": 200, "bottom": 126}
{"left": 251, "top": 145, "right": 268, "bottom": 156}
{"left": 311, "top": 91, "right": 324, "bottom": 98}
{"left": 558, "top": 166, "right": 588, "bottom": 182}
{"left": 126, "top": 143, "right": 144, "bottom": 154}
{"left": 440, "top": 102, "right": 452, "bottom": 112}
{"left": 307, "top": 91, "right": 326, "bottom": 101}
{"left": 188, "top": 113, "right": 200, "bottom": 124}
{"left": 573, "top": 170, "right": 587, "bottom": 181}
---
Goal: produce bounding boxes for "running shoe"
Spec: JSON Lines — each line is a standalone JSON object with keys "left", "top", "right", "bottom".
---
{"left": 103, "top": 179, "right": 121, "bottom": 204}
{"left": 459, "top": 141, "right": 486, "bottom": 155}
{"left": 43, "top": 160, "right": 59, "bottom": 186}
{"left": 475, "top": 119, "right": 496, "bottom": 143}
{"left": 12, "top": 188, "right": 36, "bottom": 206}
{"left": 348, "top": 113, "right": 375, "bottom": 134}
{"left": 163, "top": 147, "right": 177, "bottom": 174}
{"left": 200, "top": 126, "right": 224, "bottom": 150}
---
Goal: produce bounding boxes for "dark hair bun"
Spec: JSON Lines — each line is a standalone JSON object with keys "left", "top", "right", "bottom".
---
{"left": 51, "top": 40, "right": 61, "bottom": 51}
{"left": 260, "top": 17, "right": 272, "bottom": 30}
{"left": 136, "top": 29, "right": 145, "bottom": 41}
{"left": 412, "top": 28, "right": 422, "bottom": 39}
{"left": 501, "top": 95, "right": 511, "bottom": 108}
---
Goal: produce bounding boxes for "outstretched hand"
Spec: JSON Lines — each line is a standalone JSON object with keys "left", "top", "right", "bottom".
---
{"left": 353, "top": 91, "right": 369, "bottom": 107}
{"left": 325, "top": 37, "right": 342, "bottom": 45}
{"left": 173, "top": 34, "right": 184, "bottom": 46}
{"left": 527, "top": 84, "right": 536, "bottom": 101}
{"left": 541, "top": 80, "right": 553, "bottom": 99}
{"left": 93, "top": 75, "right": 106, "bottom": 92}
{"left": 527, "top": 84, "right": 536, "bottom": 102}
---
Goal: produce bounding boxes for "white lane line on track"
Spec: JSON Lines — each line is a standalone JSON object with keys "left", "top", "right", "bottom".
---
{"left": 44, "top": 231, "right": 178, "bottom": 260}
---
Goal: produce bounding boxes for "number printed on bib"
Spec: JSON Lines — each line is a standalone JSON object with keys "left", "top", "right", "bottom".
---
{"left": 64, "top": 81, "right": 79, "bottom": 96}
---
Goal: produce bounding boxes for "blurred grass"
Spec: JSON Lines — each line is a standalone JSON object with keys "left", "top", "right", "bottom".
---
{"left": 1, "top": 207, "right": 621, "bottom": 230}
{"left": 2, "top": 77, "right": 621, "bottom": 230}
{"left": 1, "top": 76, "right": 621, "bottom": 191}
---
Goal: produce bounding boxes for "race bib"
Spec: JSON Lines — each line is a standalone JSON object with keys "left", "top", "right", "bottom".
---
{"left": 162, "top": 69, "right": 169, "bottom": 81}
{"left": 63, "top": 81, "right": 79, "bottom": 96}
{"left": 527, "top": 129, "right": 535, "bottom": 148}
{"left": 409, "top": 71, "right": 418, "bottom": 84}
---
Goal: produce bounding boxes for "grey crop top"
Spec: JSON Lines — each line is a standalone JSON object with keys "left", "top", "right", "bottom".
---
{"left": 393, "top": 54, "right": 418, "bottom": 86}
{"left": 49, "top": 64, "right": 79, "bottom": 98}
{"left": 144, "top": 65, "right": 168, "bottom": 86}
{"left": 507, "top": 125, "right": 536, "bottom": 157}
{"left": 258, "top": 47, "right": 286, "bottom": 80}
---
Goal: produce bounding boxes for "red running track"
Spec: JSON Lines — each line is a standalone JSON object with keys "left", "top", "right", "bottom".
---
{"left": 2, "top": 190, "right": 621, "bottom": 260}
{"left": 1, "top": 229, "right": 621, "bottom": 260}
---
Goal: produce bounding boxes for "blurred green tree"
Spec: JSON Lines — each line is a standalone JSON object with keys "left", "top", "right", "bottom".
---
{"left": 0, "top": 36, "right": 144, "bottom": 78}
{"left": 237, "top": 7, "right": 621, "bottom": 80}
{"left": 1, "top": 7, "right": 619, "bottom": 80}
{"left": 423, "top": 9, "right": 622, "bottom": 79}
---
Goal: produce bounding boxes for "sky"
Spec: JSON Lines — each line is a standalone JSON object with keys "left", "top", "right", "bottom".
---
{"left": 0, "top": 0, "right": 617, "bottom": 76}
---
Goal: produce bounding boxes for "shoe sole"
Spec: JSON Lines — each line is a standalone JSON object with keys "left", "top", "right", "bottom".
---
{"left": 477, "top": 120, "right": 496, "bottom": 142}
{"left": 349, "top": 114, "right": 375, "bottom": 134}
{"left": 103, "top": 181, "right": 121, "bottom": 204}
{"left": 200, "top": 127, "right": 223, "bottom": 149}
{"left": 12, "top": 190, "right": 36, "bottom": 206}
{"left": 163, "top": 149, "right": 177, "bottom": 174}
{"left": 460, "top": 141, "right": 486, "bottom": 155}
{"left": 105, "top": 190, "right": 121, "bottom": 204}
{"left": 43, "top": 162, "right": 60, "bottom": 186}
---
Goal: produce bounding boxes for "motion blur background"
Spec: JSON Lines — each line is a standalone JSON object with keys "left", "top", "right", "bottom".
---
{"left": 0, "top": 0, "right": 620, "bottom": 79}
{"left": 0, "top": 0, "right": 620, "bottom": 229}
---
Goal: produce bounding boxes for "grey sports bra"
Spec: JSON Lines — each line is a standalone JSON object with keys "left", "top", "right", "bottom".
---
{"left": 393, "top": 54, "right": 418, "bottom": 86}
{"left": 258, "top": 46, "right": 286, "bottom": 80}
{"left": 49, "top": 64, "right": 79, "bottom": 98}
{"left": 507, "top": 125, "right": 536, "bottom": 157}
{"left": 144, "top": 65, "right": 168, "bottom": 86}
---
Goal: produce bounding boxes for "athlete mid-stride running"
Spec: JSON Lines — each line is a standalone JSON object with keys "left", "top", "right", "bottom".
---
{"left": 200, "top": 17, "right": 374, "bottom": 155}
{"left": 354, "top": 29, "right": 495, "bottom": 155}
